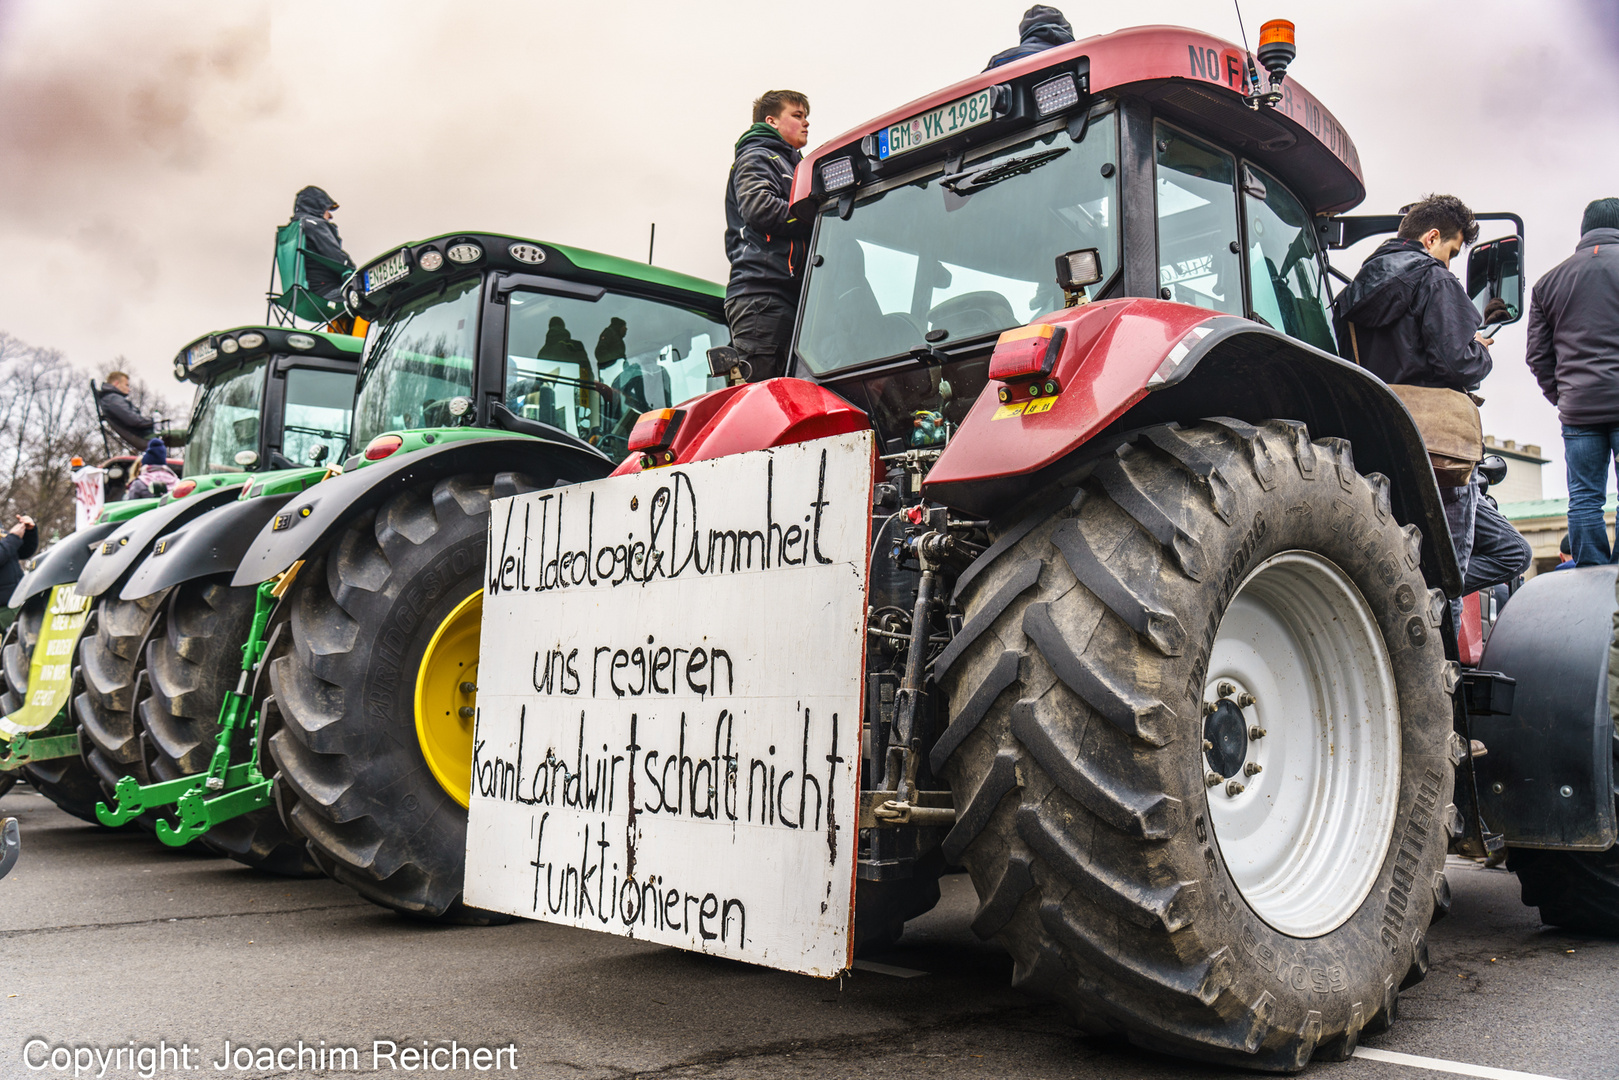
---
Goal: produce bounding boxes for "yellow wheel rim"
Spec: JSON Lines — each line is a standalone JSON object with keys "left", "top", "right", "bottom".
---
{"left": 414, "top": 590, "right": 482, "bottom": 808}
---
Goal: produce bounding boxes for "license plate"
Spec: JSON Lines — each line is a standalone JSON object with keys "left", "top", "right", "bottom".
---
{"left": 877, "top": 89, "right": 994, "bottom": 160}
{"left": 187, "top": 343, "right": 216, "bottom": 369}
{"left": 364, "top": 250, "right": 410, "bottom": 294}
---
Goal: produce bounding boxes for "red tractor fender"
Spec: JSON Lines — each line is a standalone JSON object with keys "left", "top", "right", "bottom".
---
{"left": 924, "top": 299, "right": 1464, "bottom": 596}
{"left": 610, "top": 378, "right": 871, "bottom": 476}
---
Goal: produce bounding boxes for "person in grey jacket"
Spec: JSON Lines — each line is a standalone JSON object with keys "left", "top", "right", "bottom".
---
{"left": 723, "top": 90, "right": 810, "bottom": 382}
{"left": 1525, "top": 198, "right": 1619, "bottom": 565}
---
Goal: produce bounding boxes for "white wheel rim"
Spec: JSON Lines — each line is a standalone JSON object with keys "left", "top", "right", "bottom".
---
{"left": 1203, "top": 551, "right": 1400, "bottom": 938}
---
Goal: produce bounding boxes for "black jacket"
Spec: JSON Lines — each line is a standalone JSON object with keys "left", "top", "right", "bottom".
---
{"left": 985, "top": 6, "right": 1075, "bottom": 70}
{"left": 1525, "top": 227, "right": 1619, "bottom": 426}
{"left": 724, "top": 125, "right": 805, "bottom": 304}
{"left": 1337, "top": 238, "right": 1491, "bottom": 391}
{"left": 292, "top": 186, "right": 355, "bottom": 300}
{"left": 0, "top": 526, "right": 39, "bottom": 605}
{"left": 96, "top": 385, "right": 155, "bottom": 449}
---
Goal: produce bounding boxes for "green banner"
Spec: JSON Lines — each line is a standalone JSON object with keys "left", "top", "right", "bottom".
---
{"left": 0, "top": 584, "right": 91, "bottom": 737}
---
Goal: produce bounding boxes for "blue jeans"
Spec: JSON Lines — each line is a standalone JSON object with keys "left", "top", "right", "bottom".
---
{"left": 1562, "top": 424, "right": 1619, "bottom": 565}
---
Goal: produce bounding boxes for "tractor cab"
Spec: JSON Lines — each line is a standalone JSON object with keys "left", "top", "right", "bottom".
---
{"left": 341, "top": 233, "right": 729, "bottom": 466}
{"left": 782, "top": 24, "right": 1513, "bottom": 459}
{"left": 172, "top": 326, "right": 362, "bottom": 476}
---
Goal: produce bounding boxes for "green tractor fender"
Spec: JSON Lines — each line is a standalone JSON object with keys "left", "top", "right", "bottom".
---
{"left": 76, "top": 484, "right": 247, "bottom": 599}
{"left": 119, "top": 492, "right": 297, "bottom": 602}
{"left": 1474, "top": 565, "right": 1619, "bottom": 850}
{"left": 8, "top": 520, "right": 120, "bottom": 609}
{"left": 230, "top": 433, "right": 613, "bottom": 587}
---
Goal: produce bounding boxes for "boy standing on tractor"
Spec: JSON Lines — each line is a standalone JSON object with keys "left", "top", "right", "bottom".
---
{"left": 1338, "top": 194, "right": 1530, "bottom": 599}
{"left": 723, "top": 90, "right": 811, "bottom": 382}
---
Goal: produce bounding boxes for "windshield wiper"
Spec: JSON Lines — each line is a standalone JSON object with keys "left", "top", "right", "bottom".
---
{"left": 940, "top": 147, "right": 1068, "bottom": 196}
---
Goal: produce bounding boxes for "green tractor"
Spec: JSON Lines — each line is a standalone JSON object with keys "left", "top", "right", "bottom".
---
{"left": 0, "top": 327, "right": 360, "bottom": 854}
{"left": 92, "top": 234, "right": 727, "bottom": 916}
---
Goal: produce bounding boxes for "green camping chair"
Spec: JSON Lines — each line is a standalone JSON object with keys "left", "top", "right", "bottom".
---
{"left": 267, "top": 220, "right": 349, "bottom": 327}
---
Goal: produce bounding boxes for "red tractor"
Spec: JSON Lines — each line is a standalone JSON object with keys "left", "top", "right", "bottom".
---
{"left": 606, "top": 22, "right": 1528, "bottom": 1071}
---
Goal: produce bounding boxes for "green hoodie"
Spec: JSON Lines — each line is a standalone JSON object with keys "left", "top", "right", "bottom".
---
{"left": 734, "top": 122, "right": 786, "bottom": 154}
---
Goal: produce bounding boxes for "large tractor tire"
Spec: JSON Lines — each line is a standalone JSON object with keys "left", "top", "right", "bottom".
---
{"left": 77, "top": 592, "right": 168, "bottom": 796}
{"left": 137, "top": 577, "right": 318, "bottom": 876}
{"left": 268, "top": 474, "right": 513, "bottom": 922}
{"left": 934, "top": 420, "right": 1455, "bottom": 1072}
{"left": 0, "top": 607, "right": 43, "bottom": 801}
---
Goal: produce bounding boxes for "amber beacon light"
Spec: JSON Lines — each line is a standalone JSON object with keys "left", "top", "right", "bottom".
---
{"left": 1256, "top": 20, "right": 1296, "bottom": 88}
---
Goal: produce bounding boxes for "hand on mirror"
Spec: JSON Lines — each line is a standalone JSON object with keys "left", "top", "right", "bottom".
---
{"left": 1476, "top": 333, "right": 1496, "bottom": 347}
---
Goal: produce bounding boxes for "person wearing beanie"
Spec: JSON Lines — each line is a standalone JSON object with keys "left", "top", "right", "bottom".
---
{"left": 125, "top": 438, "right": 180, "bottom": 501}
{"left": 985, "top": 6, "right": 1075, "bottom": 70}
{"left": 1525, "top": 198, "right": 1619, "bottom": 565}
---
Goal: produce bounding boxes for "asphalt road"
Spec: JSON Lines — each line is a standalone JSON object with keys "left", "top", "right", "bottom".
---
{"left": 1, "top": 788, "right": 1613, "bottom": 1080}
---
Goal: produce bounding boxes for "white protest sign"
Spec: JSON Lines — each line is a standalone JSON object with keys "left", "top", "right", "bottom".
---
{"left": 465, "top": 430, "right": 874, "bottom": 976}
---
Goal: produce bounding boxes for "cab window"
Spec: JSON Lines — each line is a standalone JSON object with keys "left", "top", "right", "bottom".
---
{"left": 1154, "top": 122, "right": 1242, "bottom": 316}
{"left": 1241, "top": 164, "right": 1336, "bottom": 351}
{"left": 281, "top": 367, "right": 356, "bottom": 466}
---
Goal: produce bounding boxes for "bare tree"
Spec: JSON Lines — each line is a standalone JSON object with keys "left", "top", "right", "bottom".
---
{"left": 0, "top": 333, "right": 185, "bottom": 541}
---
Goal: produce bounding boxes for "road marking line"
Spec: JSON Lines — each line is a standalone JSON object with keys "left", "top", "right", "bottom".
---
{"left": 851, "top": 959, "right": 927, "bottom": 978}
{"left": 1353, "top": 1047, "right": 1569, "bottom": 1080}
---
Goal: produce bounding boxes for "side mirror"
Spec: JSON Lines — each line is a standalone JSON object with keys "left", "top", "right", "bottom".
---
{"left": 1466, "top": 234, "right": 1523, "bottom": 327}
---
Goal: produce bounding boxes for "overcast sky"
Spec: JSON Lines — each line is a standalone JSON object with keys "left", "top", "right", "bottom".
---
{"left": 2, "top": 0, "right": 1616, "bottom": 496}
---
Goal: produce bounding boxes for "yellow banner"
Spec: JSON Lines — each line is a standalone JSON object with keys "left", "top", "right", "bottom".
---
{"left": 0, "top": 585, "right": 91, "bottom": 737}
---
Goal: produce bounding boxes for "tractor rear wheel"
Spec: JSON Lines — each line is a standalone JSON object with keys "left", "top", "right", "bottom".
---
{"left": 139, "top": 577, "right": 317, "bottom": 876}
{"left": 935, "top": 420, "right": 1454, "bottom": 1071}
{"left": 268, "top": 474, "right": 515, "bottom": 922}
{"left": 0, "top": 608, "right": 42, "bottom": 801}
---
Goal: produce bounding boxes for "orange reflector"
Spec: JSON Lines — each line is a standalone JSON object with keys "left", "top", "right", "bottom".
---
{"left": 628, "top": 408, "right": 685, "bottom": 453}
{"left": 988, "top": 323, "right": 1067, "bottom": 382}
{"left": 1259, "top": 19, "right": 1294, "bottom": 47}
{"left": 170, "top": 479, "right": 197, "bottom": 499}
{"left": 364, "top": 434, "right": 404, "bottom": 461}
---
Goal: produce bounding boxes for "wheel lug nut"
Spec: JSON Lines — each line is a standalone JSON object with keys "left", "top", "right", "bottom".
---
{"left": 1244, "top": 762, "right": 1262, "bottom": 776}
{"left": 1203, "top": 701, "right": 1218, "bottom": 715}
{"left": 1236, "top": 693, "right": 1255, "bottom": 708}
{"left": 1226, "top": 780, "right": 1246, "bottom": 797}
{"left": 1249, "top": 726, "right": 1266, "bottom": 740}
{"left": 460, "top": 681, "right": 478, "bottom": 694}
{"left": 1203, "top": 739, "right": 1214, "bottom": 752}
{"left": 1217, "top": 681, "right": 1235, "bottom": 698}
{"left": 1205, "top": 772, "right": 1224, "bottom": 788}
{"left": 458, "top": 706, "right": 476, "bottom": 719}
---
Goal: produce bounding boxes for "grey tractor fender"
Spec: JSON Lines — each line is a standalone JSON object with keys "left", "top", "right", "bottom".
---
{"left": 1474, "top": 564, "right": 1619, "bottom": 850}
{"left": 120, "top": 491, "right": 296, "bottom": 602}
{"left": 1103, "top": 323, "right": 1463, "bottom": 597}
{"left": 230, "top": 434, "right": 613, "bottom": 588}
{"left": 76, "top": 484, "right": 247, "bottom": 599}
{"left": 7, "top": 520, "right": 120, "bottom": 609}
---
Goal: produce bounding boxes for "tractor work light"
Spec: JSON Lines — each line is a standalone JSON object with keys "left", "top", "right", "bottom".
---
{"left": 820, "top": 156, "right": 856, "bottom": 193}
{"left": 173, "top": 361, "right": 187, "bottom": 379}
{"left": 234, "top": 450, "right": 259, "bottom": 467}
{"left": 988, "top": 322, "right": 1068, "bottom": 383}
{"left": 286, "top": 333, "right": 316, "bottom": 350}
{"left": 446, "top": 242, "right": 484, "bottom": 264}
{"left": 1032, "top": 72, "right": 1080, "bottom": 116}
{"left": 1055, "top": 248, "right": 1104, "bottom": 293}
{"left": 237, "top": 331, "right": 266, "bottom": 349}
{"left": 364, "top": 434, "right": 404, "bottom": 461}
{"left": 417, "top": 249, "right": 444, "bottom": 272}
{"left": 627, "top": 407, "right": 686, "bottom": 463}
{"left": 508, "top": 242, "right": 547, "bottom": 265}
{"left": 219, "top": 337, "right": 239, "bottom": 354}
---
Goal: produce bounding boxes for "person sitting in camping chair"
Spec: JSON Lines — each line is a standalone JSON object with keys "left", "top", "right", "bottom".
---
{"left": 290, "top": 187, "right": 355, "bottom": 302}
